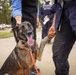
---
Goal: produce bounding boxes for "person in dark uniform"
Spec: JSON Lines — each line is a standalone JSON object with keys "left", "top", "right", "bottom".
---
{"left": 39, "top": 0, "right": 54, "bottom": 43}
{"left": 48, "top": 0, "right": 76, "bottom": 75}
{"left": 11, "top": 0, "right": 38, "bottom": 43}
{"left": 11, "top": 0, "right": 38, "bottom": 75}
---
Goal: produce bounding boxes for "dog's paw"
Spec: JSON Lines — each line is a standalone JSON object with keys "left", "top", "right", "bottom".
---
{"left": 37, "top": 52, "right": 42, "bottom": 61}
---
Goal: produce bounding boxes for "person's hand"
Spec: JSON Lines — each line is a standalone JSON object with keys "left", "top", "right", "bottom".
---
{"left": 36, "top": 16, "right": 41, "bottom": 28}
{"left": 47, "top": 17, "right": 50, "bottom": 21}
{"left": 14, "top": 15, "right": 22, "bottom": 26}
{"left": 48, "top": 25, "right": 56, "bottom": 39}
{"left": 48, "top": 13, "right": 56, "bottom": 39}
{"left": 16, "top": 21, "right": 21, "bottom": 26}
{"left": 44, "top": 16, "right": 49, "bottom": 21}
{"left": 36, "top": 20, "right": 41, "bottom": 28}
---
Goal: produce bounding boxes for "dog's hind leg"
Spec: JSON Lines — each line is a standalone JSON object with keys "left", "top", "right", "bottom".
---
{"left": 24, "top": 69, "right": 30, "bottom": 75}
{"left": 14, "top": 69, "right": 24, "bottom": 75}
{"left": 3, "top": 73, "right": 10, "bottom": 75}
{"left": 14, "top": 69, "right": 30, "bottom": 75}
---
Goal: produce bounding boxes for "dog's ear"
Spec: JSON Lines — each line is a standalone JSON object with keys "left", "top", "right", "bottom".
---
{"left": 18, "top": 24, "right": 23, "bottom": 30}
{"left": 27, "top": 22, "right": 33, "bottom": 30}
{"left": 12, "top": 26, "right": 19, "bottom": 31}
{"left": 22, "top": 21, "right": 34, "bottom": 30}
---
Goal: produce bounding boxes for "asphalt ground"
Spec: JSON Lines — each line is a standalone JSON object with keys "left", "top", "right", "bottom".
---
{"left": 0, "top": 28, "right": 76, "bottom": 75}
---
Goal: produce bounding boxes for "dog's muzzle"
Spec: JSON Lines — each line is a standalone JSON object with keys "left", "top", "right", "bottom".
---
{"left": 27, "top": 30, "right": 33, "bottom": 35}
{"left": 26, "top": 30, "right": 34, "bottom": 46}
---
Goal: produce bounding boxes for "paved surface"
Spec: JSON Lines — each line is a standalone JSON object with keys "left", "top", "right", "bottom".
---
{"left": 0, "top": 29, "right": 76, "bottom": 75}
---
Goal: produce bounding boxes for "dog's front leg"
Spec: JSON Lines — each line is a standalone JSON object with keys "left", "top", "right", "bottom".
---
{"left": 37, "top": 36, "right": 50, "bottom": 61}
{"left": 39, "top": 36, "right": 50, "bottom": 52}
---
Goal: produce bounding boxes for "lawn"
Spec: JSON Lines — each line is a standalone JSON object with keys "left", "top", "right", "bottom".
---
{"left": 0, "top": 27, "right": 41, "bottom": 39}
{"left": 0, "top": 32, "right": 13, "bottom": 39}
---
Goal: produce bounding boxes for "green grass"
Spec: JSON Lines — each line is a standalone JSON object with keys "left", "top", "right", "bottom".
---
{"left": 0, "top": 27, "right": 41, "bottom": 39}
{"left": 0, "top": 32, "right": 13, "bottom": 39}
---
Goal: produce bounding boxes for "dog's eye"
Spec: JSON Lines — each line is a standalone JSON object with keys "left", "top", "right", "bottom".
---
{"left": 27, "top": 32, "right": 32, "bottom": 35}
{"left": 22, "top": 25, "right": 24, "bottom": 28}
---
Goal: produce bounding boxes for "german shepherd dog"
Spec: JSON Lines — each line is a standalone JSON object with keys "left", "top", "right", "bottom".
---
{"left": 0, "top": 21, "right": 50, "bottom": 75}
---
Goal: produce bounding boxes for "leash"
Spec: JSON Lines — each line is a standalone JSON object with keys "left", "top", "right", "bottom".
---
{"left": 29, "top": 49, "right": 40, "bottom": 75}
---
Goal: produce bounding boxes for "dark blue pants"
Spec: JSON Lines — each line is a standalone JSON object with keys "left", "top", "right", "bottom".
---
{"left": 11, "top": 17, "right": 36, "bottom": 43}
{"left": 42, "top": 21, "right": 52, "bottom": 39}
{"left": 52, "top": 21, "right": 76, "bottom": 75}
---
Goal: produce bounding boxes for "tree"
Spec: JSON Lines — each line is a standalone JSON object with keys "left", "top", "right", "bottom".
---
{"left": 52, "top": 0, "right": 54, "bottom": 3}
{"left": 38, "top": 0, "right": 43, "bottom": 8}
{"left": 0, "top": 0, "right": 12, "bottom": 24}
{"left": 1, "top": 0, "right": 8, "bottom": 24}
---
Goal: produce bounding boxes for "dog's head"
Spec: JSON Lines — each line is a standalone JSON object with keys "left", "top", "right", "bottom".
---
{"left": 15, "top": 21, "right": 34, "bottom": 46}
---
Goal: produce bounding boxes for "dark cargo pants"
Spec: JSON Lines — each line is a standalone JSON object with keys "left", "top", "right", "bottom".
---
{"left": 42, "top": 21, "right": 52, "bottom": 39}
{"left": 52, "top": 21, "right": 76, "bottom": 75}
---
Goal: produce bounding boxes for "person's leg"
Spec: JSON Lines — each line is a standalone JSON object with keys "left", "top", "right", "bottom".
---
{"left": 42, "top": 24, "right": 47, "bottom": 39}
{"left": 52, "top": 23, "right": 76, "bottom": 75}
{"left": 32, "top": 24, "right": 36, "bottom": 40}
{"left": 47, "top": 22, "right": 52, "bottom": 43}
{"left": 11, "top": 17, "right": 19, "bottom": 43}
{"left": 74, "top": 30, "right": 76, "bottom": 36}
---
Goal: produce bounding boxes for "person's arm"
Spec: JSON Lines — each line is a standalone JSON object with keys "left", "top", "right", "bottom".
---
{"left": 36, "top": 16, "right": 41, "bottom": 27}
{"left": 48, "top": 2, "right": 57, "bottom": 39}
{"left": 48, "top": 13, "right": 56, "bottom": 39}
{"left": 36, "top": 6, "right": 41, "bottom": 27}
{"left": 39, "top": 6, "right": 44, "bottom": 20}
{"left": 12, "top": 0, "right": 22, "bottom": 25}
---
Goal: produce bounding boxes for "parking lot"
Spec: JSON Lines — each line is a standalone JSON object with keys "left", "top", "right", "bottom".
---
{"left": 0, "top": 24, "right": 11, "bottom": 30}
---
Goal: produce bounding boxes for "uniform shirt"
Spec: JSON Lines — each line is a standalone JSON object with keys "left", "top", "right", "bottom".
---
{"left": 39, "top": 4, "right": 54, "bottom": 23}
{"left": 51, "top": 0, "right": 76, "bottom": 31}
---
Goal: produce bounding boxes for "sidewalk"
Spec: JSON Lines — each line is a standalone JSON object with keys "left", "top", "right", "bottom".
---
{"left": 0, "top": 28, "right": 76, "bottom": 75}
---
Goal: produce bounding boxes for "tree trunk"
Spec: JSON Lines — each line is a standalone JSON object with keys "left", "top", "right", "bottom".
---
{"left": 2, "top": 0, "right": 8, "bottom": 24}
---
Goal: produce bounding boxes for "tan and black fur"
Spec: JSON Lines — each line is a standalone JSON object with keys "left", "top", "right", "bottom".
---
{"left": 0, "top": 21, "right": 50, "bottom": 75}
